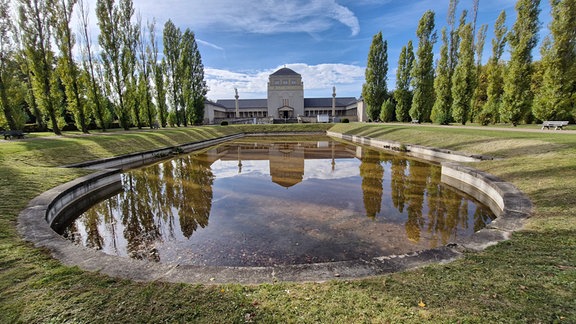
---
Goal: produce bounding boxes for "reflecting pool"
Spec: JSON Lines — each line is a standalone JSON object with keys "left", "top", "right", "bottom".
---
{"left": 62, "top": 138, "right": 495, "bottom": 267}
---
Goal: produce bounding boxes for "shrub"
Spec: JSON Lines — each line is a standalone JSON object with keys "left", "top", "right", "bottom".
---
{"left": 220, "top": 121, "right": 229, "bottom": 126}
{"left": 341, "top": 118, "right": 349, "bottom": 123}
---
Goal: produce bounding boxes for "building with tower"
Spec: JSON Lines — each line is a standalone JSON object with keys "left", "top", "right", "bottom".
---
{"left": 204, "top": 67, "right": 366, "bottom": 124}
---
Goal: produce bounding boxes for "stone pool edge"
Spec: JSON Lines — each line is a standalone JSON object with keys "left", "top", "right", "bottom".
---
{"left": 17, "top": 131, "right": 532, "bottom": 284}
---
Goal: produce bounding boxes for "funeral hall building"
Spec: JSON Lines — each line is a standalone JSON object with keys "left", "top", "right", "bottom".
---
{"left": 204, "top": 67, "right": 366, "bottom": 124}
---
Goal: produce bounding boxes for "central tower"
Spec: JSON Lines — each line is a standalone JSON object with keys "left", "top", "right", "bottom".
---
{"left": 267, "top": 67, "right": 304, "bottom": 118}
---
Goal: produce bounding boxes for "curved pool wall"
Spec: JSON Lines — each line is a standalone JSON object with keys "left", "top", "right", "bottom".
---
{"left": 17, "top": 131, "right": 532, "bottom": 284}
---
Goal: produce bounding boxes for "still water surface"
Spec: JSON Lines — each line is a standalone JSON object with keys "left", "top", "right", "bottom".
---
{"left": 63, "top": 138, "right": 494, "bottom": 266}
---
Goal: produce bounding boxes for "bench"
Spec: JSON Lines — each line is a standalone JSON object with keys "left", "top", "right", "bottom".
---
{"left": 541, "top": 121, "right": 569, "bottom": 130}
{"left": 2, "top": 130, "right": 26, "bottom": 140}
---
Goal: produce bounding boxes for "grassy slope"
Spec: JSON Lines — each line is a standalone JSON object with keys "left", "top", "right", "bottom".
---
{"left": 1, "top": 123, "right": 574, "bottom": 323}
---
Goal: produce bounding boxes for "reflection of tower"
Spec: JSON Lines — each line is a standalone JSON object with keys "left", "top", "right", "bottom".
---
{"left": 331, "top": 141, "right": 336, "bottom": 172}
{"left": 237, "top": 146, "right": 242, "bottom": 173}
{"left": 269, "top": 143, "right": 305, "bottom": 188}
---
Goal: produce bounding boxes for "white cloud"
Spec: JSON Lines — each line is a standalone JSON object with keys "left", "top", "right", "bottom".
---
{"left": 205, "top": 63, "right": 365, "bottom": 100}
{"left": 197, "top": 39, "right": 224, "bottom": 52}
{"left": 137, "top": 0, "right": 360, "bottom": 36}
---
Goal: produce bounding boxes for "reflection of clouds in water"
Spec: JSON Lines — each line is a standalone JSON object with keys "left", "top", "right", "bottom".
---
{"left": 304, "top": 158, "right": 359, "bottom": 180}
{"left": 210, "top": 158, "right": 360, "bottom": 181}
{"left": 210, "top": 160, "right": 270, "bottom": 178}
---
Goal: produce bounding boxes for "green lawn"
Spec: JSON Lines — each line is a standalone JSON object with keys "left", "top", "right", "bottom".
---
{"left": 1, "top": 123, "right": 575, "bottom": 323}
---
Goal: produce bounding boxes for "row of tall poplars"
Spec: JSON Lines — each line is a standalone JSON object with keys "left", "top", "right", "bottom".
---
{"left": 0, "top": 0, "right": 207, "bottom": 134}
{"left": 363, "top": 0, "right": 576, "bottom": 125}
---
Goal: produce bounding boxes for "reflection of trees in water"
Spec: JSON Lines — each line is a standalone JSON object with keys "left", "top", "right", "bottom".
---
{"left": 69, "top": 153, "right": 214, "bottom": 262}
{"left": 69, "top": 143, "right": 494, "bottom": 260}
{"left": 82, "top": 208, "right": 104, "bottom": 250}
{"left": 171, "top": 155, "right": 214, "bottom": 238}
{"left": 404, "top": 160, "right": 430, "bottom": 242}
{"left": 121, "top": 172, "right": 161, "bottom": 261}
{"left": 386, "top": 157, "right": 494, "bottom": 246}
{"left": 390, "top": 157, "right": 407, "bottom": 213}
{"left": 425, "top": 167, "right": 470, "bottom": 247}
{"left": 360, "top": 149, "right": 384, "bottom": 219}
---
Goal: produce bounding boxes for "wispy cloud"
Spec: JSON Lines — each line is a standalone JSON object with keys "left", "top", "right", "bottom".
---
{"left": 138, "top": 0, "right": 360, "bottom": 36}
{"left": 197, "top": 39, "right": 224, "bottom": 51}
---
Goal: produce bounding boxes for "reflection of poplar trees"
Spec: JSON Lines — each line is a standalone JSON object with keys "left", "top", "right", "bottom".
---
{"left": 172, "top": 155, "right": 214, "bottom": 239}
{"left": 404, "top": 161, "right": 430, "bottom": 242}
{"left": 359, "top": 149, "right": 384, "bottom": 219}
{"left": 425, "top": 166, "right": 449, "bottom": 246}
{"left": 121, "top": 173, "right": 161, "bottom": 261}
{"left": 390, "top": 157, "right": 407, "bottom": 213}
{"left": 82, "top": 208, "right": 104, "bottom": 250}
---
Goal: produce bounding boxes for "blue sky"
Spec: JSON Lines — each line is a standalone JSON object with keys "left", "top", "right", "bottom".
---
{"left": 84, "top": 0, "right": 552, "bottom": 101}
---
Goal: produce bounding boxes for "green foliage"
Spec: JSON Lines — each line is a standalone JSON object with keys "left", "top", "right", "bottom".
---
{"left": 149, "top": 19, "right": 168, "bottom": 128}
{"left": 163, "top": 19, "right": 182, "bottom": 126}
{"left": 410, "top": 10, "right": 436, "bottom": 122}
{"left": 471, "top": 24, "right": 489, "bottom": 122}
{"left": 96, "top": 0, "right": 138, "bottom": 130}
{"left": 362, "top": 31, "right": 388, "bottom": 122}
{"left": 451, "top": 23, "right": 475, "bottom": 125}
{"left": 380, "top": 98, "right": 396, "bottom": 122}
{"left": 394, "top": 41, "right": 414, "bottom": 122}
{"left": 18, "top": 0, "right": 62, "bottom": 135}
{"left": 482, "top": 11, "right": 507, "bottom": 124}
{"left": 501, "top": 0, "right": 541, "bottom": 126}
{"left": 52, "top": 0, "right": 90, "bottom": 134}
{"left": 431, "top": 28, "right": 452, "bottom": 125}
{"left": 0, "top": 0, "right": 18, "bottom": 131}
{"left": 168, "top": 110, "right": 177, "bottom": 127}
{"left": 533, "top": 0, "right": 576, "bottom": 121}
{"left": 180, "top": 29, "right": 207, "bottom": 126}
{"left": 220, "top": 120, "right": 228, "bottom": 126}
{"left": 341, "top": 118, "right": 349, "bottom": 123}
{"left": 137, "top": 18, "right": 157, "bottom": 129}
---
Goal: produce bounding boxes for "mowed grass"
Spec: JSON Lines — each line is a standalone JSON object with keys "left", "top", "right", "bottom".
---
{"left": 1, "top": 123, "right": 575, "bottom": 323}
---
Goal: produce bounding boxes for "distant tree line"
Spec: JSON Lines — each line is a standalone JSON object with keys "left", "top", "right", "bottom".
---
{"left": 362, "top": 0, "right": 576, "bottom": 126}
{"left": 0, "top": 0, "right": 208, "bottom": 134}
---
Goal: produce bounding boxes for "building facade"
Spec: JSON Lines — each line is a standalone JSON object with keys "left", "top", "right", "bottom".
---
{"left": 204, "top": 67, "right": 366, "bottom": 124}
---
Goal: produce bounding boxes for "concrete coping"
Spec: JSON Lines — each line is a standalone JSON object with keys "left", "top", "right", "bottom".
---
{"left": 17, "top": 131, "right": 532, "bottom": 284}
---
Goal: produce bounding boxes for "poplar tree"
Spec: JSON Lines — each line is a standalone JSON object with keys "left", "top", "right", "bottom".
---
{"left": 180, "top": 29, "right": 196, "bottom": 126}
{"left": 480, "top": 10, "right": 507, "bottom": 125}
{"left": 149, "top": 19, "right": 167, "bottom": 127}
{"left": 18, "top": 0, "right": 62, "bottom": 135}
{"left": 78, "top": 0, "right": 108, "bottom": 130}
{"left": 12, "top": 29, "right": 43, "bottom": 130}
{"left": 187, "top": 31, "right": 208, "bottom": 125}
{"left": 0, "top": 0, "right": 18, "bottom": 130}
{"left": 362, "top": 31, "right": 388, "bottom": 122}
{"left": 136, "top": 15, "right": 156, "bottom": 128}
{"left": 451, "top": 23, "right": 475, "bottom": 124}
{"left": 431, "top": 28, "right": 452, "bottom": 124}
{"left": 501, "top": 0, "right": 541, "bottom": 126}
{"left": 163, "top": 19, "right": 182, "bottom": 126}
{"left": 447, "top": 0, "right": 460, "bottom": 81}
{"left": 533, "top": 0, "right": 576, "bottom": 121}
{"left": 410, "top": 10, "right": 436, "bottom": 122}
{"left": 394, "top": 41, "right": 414, "bottom": 122}
{"left": 96, "top": 0, "right": 137, "bottom": 130}
{"left": 52, "top": 0, "right": 90, "bottom": 133}
{"left": 379, "top": 98, "right": 395, "bottom": 122}
{"left": 471, "top": 24, "right": 488, "bottom": 121}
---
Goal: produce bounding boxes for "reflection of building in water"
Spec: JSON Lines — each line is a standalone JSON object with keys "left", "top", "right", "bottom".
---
{"left": 206, "top": 141, "right": 358, "bottom": 188}
{"left": 269, "top": 143, "right": 305, "bottom": 188}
